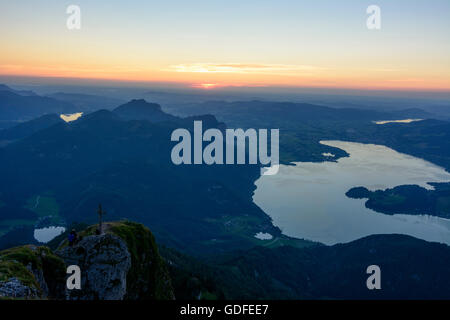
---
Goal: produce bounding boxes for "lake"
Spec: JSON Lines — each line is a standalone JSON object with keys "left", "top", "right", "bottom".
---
{"left": 34, "top": 226, "right": 66, "bottom": 243}
{"left": 60, "top": 112, "right": 83, "bottom": 122}
{"left": 253, "top": 140, "right": 450, "bottom": 245}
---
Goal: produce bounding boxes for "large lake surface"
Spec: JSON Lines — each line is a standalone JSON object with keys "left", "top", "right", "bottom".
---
{"left": 253, "top": 140, "right": 450, "bottom": 245}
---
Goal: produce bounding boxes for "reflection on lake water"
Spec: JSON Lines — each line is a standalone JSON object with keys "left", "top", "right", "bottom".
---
{"left": 253, "top": 140, "right": 450, "bottom": 245}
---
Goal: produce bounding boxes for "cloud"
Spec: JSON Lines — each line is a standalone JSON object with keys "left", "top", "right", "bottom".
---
{"left": 0, "top": 64, "right": 146, "bottom": 76}
{"left": 167, "top": 63, "right": 326, "bottom": 75}
{"left": 386, "top": 78, "right": 424, "bottom": 82}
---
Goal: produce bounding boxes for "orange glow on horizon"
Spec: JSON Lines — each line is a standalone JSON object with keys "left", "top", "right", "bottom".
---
{"left": 1, "top": 1, "right": 449, "bottom": 94}
{"left": 1, "top": 65, "right": 449, "bottom": 93}
{"left": 192, "top": 83, "right": 220, "bottom": 89}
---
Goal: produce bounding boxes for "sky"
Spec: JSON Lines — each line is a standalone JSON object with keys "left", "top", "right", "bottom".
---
{"left": 1, "top": 0, "right": 449, "bottom": 91}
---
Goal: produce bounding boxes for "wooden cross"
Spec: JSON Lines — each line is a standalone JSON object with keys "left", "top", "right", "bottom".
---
{"left": 97, "top": 204, "right": 106, "bottom": 234}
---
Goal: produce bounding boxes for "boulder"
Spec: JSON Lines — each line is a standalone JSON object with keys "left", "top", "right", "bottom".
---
{"left": 0, "top": 277, "right": 39, "bottom": 299}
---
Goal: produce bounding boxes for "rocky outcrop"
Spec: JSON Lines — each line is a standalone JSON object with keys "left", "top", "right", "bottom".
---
{"left": 55, "top": 221, "right": 175, "bottom": 300}
{"left": 0, "top": 221, "right": 174, "bottom": 300}
{"left": 0, "top": 245, "right": 66, "bottom": 299}
{"left": 57, "top": 234, "right": 131, "bottom": 300}
{"left": 0, "top": 277, "right": 39, "bottom": 299}
{"left": 26, "top": 262, "right": 49, "bottom": 298}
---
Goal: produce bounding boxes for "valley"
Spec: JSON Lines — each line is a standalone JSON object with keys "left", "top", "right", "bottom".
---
{"left": 1, "top": 85, "right": 450, "bottom": 299}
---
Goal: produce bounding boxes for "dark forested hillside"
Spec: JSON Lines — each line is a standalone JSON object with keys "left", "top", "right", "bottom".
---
{"left": 163, "top": 234, "right": 450, "bottom": 299}
{"left": 0, "top": 90, "right": 76, "bottom": 121}
{"left": 0, "top": 100, "right": 279, "bottom": 255}
{"left": 0, "top": 114, "right": 64, "bottom": 145}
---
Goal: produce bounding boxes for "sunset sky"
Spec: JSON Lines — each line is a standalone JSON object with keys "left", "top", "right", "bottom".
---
{"left": 1, "top": 0, "right": 449, "bottom": 91}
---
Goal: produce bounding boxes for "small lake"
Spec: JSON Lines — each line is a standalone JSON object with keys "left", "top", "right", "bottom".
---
{"left": 34, "top": 226, "right": 66, "bottom": 243}
{"left": 60, "top": 112, "right": 83, "bottom": 122}
{"left": 253, "top": 140, "right": 450, "bottom": 245}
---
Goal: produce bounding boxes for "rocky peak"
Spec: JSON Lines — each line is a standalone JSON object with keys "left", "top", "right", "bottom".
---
{"left": 57, "top": 233, "right": 131, "bottom": 300}
{"left": 0, "top": 221, "right": 174, "bottom": 300}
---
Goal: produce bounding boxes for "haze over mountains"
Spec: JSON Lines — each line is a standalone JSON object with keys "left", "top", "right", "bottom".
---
{"left": 0, "top": 114, "right": 64, "bottom": 146}
{"left": 0, "top": 84, "right": 124, "bottom": 129}
{"left": 163, "top": 100, "right": 432, "bottom": 126}
{"left": 46, "top": 92, "right": 125, "bottom": 112}
{"left": 0, "top": 87, "right": 74, "bottom": 124}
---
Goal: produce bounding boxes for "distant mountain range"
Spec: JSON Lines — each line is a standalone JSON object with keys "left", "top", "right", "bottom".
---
{"left": 0, "top": 84, "right": 126, "bottom": 127}
{"left": 0, "top": 114, "right": 64, "bottom": 146}
{"left": 0, "top": 84, "right": 38, "bottom": 97}
{"left": 0, "top": 85, "right": 76, "bottom": 122}
{"left": 163, "top": 100, "right": 433, "bottom": 127}
{"left": 46, "top": 92, "right": 126, "bottom": 112}
{"left": 114, "top": 99, "right": 179, "bottom": 122}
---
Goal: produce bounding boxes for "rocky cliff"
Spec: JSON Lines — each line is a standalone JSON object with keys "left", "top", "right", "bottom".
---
{"left": 57, "top": 233, "right": 131, "bottom": 300}
{"left": 0, "top": 245, "right": 66, "bottom": 299}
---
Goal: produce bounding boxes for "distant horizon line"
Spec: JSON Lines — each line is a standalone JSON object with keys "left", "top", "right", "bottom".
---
{"left": 1, "top": 73, "right": 450, "bottom": 97}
